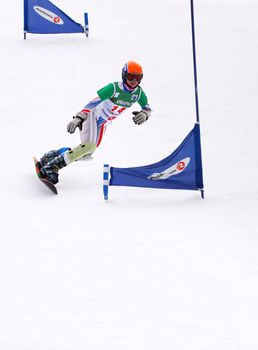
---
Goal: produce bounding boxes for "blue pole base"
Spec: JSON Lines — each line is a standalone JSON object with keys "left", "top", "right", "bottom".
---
{"left": 84, "top": 13, "right": 89, "bottom": 38}
{"left": 103, "top": 164, "right": 109, "bottom": 200}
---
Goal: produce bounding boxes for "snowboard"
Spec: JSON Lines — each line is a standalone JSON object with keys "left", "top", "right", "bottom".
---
{"left": 33, "top": 157, "right": 58, "bottom": 195}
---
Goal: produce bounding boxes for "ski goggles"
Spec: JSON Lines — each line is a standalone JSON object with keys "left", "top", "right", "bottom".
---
{"left": 126, "top": 73, "right": 143, "bottom": 82}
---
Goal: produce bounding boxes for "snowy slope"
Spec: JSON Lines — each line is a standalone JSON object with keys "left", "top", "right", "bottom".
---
{"left": 0, "top": 1, "right": 258, "bottom": 349}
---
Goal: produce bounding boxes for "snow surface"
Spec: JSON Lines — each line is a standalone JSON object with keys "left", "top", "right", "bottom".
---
{"left": 0, "top": 1, "right": 258, "bottom": 349}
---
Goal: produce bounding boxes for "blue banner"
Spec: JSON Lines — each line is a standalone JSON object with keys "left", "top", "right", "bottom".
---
{"left": 109, "top": 123, "right": 204, "bottom": 192}
{"left": 24, "top": 0, "right": 84, "bottom": 34}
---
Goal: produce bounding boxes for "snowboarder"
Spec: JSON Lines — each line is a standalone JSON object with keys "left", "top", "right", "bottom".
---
{"left": 36, "top": 61, "right": 152, "bottom": 185}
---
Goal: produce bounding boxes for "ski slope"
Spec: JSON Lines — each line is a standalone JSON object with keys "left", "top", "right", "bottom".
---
{"left": 0, "top": 1, "right": 258, "bottom": 349}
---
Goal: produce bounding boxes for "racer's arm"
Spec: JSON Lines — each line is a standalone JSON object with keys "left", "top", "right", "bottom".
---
{"left": 132, "top": 89, "right": 152, "bottom": 125}
{"left": 67, "top": 83, "right": 115, "bottom": 134}
{"left": 82, "top": 83, "right": 116, "bottom": 112}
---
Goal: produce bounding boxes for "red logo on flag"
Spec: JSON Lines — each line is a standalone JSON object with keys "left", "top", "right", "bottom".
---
{"left": 176, "top": 162, "right": 185, "bottom": 171}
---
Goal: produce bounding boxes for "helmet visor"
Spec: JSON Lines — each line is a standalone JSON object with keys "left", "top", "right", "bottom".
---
{"left": 126, "top": 73, "right": 143, "bottom": 82}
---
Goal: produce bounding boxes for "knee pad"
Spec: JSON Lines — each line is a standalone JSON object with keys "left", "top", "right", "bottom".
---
{"left": 63, "top": 142, "right": 96, "bottom": 164}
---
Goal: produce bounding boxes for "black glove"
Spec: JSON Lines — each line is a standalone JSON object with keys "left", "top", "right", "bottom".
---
{"left": 132, "top": 111, "right": 149, "bottom": 125}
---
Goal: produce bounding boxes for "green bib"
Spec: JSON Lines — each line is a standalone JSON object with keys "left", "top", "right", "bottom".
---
{"left": 97, "top": 82, "right": 148, "bottom": 109}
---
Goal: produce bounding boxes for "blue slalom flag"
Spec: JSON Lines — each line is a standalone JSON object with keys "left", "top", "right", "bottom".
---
{"left": 103, "top": 1, "right": 205, "bottom": 200}
{"left": 24, "top": 0, "right": 84, "bottom": 35}
{"left": 108, "top": 123, "right": 204, "bottom": 195}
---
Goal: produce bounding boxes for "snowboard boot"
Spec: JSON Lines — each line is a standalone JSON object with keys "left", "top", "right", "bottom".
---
{"left": 40, "top": 148, "right": 70, "bottom": 184}
{"left": 40, "top": 154, "right": 67, "bottom": 185}
{"left": 40, "top": 148, "right": 71, "bottom": 166}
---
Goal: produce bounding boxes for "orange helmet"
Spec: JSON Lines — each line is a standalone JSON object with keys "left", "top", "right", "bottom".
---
{"left": 122, "top": 61, "right": 143, "bottom": 84}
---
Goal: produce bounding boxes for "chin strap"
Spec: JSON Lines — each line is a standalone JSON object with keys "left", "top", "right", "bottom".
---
{"left": 122, "top": 81, "right": 138, "bottom": 92}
